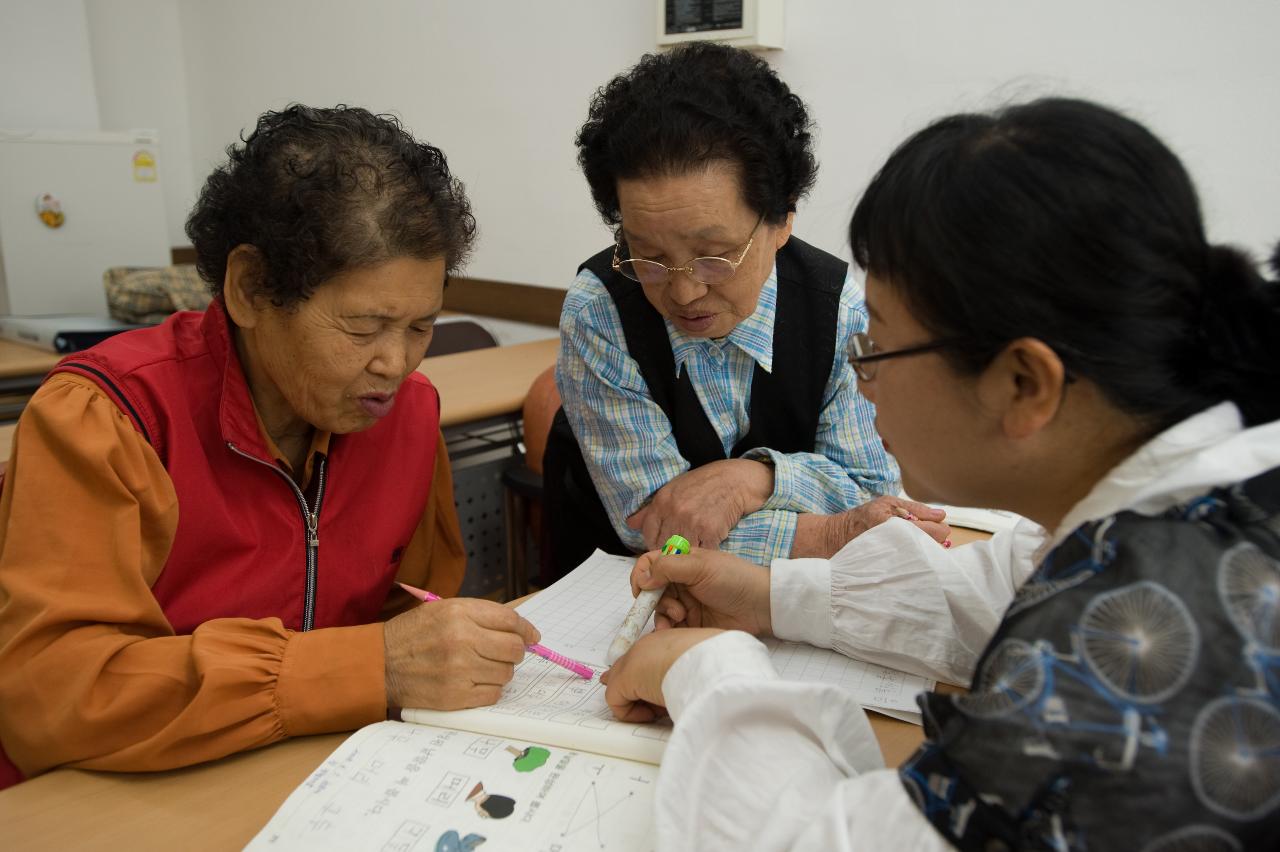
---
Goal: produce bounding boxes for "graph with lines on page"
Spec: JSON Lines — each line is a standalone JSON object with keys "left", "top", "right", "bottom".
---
{"left": 516, "top": 550, "right": 932, "bottom": 719}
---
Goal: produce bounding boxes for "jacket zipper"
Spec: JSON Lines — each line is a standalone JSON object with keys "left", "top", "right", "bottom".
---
{"left": 227, "top": 442, "right": 329, "bottom": 632}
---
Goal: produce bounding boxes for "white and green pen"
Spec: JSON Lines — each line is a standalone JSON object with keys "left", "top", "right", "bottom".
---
{"left": 606, "top": 534, "right": 690, "bottom": 664}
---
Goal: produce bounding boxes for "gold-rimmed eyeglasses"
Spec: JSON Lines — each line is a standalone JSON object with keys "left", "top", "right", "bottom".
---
{"left": 612, "top": 215, "right": 764, "bottom": 287}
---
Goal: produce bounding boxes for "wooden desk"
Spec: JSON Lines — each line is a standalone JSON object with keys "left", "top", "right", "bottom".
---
{"left": 0, "top": 574, "right": 966, "bottom": 849}
{"left": 0, "top": 339, "right": 60, "bottom": 381}
{"left": 0, "top": 564, "right": 983, "bottom": 851}
{"left": 0, "top": 340, "right": 62, "bottom": 419}
{"left": 418, "top": 337, "right": 557, "bottom": 429}
{"left": 0, "top": 700, "right": 951, "bottom": 852}
{"left": 0, "top": 338, "right": 560, "bottom": 459}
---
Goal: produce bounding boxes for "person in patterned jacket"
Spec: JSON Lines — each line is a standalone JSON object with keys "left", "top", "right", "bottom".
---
{"left": 600, "top": 97, "right": 1280, "bottom": 851}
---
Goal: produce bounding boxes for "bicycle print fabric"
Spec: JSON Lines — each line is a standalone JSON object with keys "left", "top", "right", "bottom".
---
{"left": 903, "top": 466, "right": 1280, "bottom": 851}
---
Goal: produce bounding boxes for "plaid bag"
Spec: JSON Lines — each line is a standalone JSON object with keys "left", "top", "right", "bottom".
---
{"left": 103, "top": 265, "right": 211, "bottom": 324}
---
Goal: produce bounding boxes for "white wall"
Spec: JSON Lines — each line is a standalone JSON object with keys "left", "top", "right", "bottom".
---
{"left": 167, "top": 0, "right": 1278, "bottom": 282}
{"left": 174, "top": 0, "right": 654, "bottom": 288}
{"left": 84, "top": 0, "right": 197, "bottom": 247}
{"left": 16, "top": 1, "right": 1280, "bottom": 283}
{"left": 774, "top": 0, "right": 1280, "bottom": 268}
{"left": 0, "top": 0, "right": 100, "bottom": 129}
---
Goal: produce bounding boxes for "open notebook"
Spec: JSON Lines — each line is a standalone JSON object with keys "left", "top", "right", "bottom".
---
{"left": 247, "top": 551, "right": 934, "bottom": 851}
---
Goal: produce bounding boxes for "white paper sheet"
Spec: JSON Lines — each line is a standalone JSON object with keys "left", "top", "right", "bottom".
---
{"left": 517, "top": 550, "right": 932, "bottom": 718}
{"left": 926, "top": 504, "right": 1025, "bottom": 533}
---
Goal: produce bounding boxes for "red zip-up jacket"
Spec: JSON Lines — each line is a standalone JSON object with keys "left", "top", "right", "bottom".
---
{"left": 0, "top": 302, "right": 464, "bottom": 785}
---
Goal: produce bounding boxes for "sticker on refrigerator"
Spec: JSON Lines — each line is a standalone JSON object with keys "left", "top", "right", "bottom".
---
{"left": 35, "top": 193, "right": 65, "bottom": 228}
{"left": 132, "top": 149, "right": 157, "bottom": 182}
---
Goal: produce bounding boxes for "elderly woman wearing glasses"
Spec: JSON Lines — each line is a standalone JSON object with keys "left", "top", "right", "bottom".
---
{"left": 546, "top": 44, "right": 948, "bottom": 576}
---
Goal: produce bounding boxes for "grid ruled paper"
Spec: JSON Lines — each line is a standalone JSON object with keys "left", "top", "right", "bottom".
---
{"left": 516, "top": 551, "right": 635, "bottom": 666}
{"left": 517, "top": 551, "right": 932, "bottom": 719}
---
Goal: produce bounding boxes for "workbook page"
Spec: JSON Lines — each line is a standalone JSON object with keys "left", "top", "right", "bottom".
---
{"left": 519, "top": 550, "right": 933, "bottom": 718}
{"left": 404, "top": 652, "right": 671, "bottom": 765}
{"left": 246, "top": 721, "right": 656, "bottom": 852}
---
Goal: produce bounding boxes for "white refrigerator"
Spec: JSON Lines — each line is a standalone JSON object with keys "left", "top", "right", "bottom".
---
{"left": 0, "top": 130, "right": 171, "bottom": 316}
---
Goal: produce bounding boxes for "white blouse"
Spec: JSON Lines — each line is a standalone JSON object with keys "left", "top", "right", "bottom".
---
{"left": 655, "top": 403, "right": 1280, "bottom": 851}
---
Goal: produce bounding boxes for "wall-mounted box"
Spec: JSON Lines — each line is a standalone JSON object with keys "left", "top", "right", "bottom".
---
{"left": 657, "top": 0, "right": 784, "bottom": 50}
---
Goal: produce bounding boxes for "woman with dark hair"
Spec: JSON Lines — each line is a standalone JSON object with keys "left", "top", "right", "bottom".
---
{"left": 601, "top": 98, "right": 1280, "bottom": 849}
{"left": 0, "top": 105, "right": 538, "bottom": 786}
{"left": 546, "top": 43, "right": 944, "bottom": 578}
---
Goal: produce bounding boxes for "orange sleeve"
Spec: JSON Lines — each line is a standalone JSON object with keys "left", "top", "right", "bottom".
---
{"left": 381, "top": 429, "right": 467, "bottom": 620}
{"left": 0, "top": 375, "right": 385, "bottom": 777}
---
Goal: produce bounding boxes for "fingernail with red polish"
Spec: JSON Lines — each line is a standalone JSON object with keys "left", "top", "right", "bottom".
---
{"left": 944, "top": 539, "right": 952, "bottom": 549}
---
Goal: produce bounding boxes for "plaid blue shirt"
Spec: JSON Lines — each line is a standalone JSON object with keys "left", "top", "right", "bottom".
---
{"left": 556, "top": 262, "right": 900, "bottom": 565}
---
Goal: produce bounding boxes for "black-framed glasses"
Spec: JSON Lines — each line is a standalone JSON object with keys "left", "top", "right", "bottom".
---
{"left": 846, "top": 331, "right": 962, "bottom": 381}
{"left": 611, "top": 215, "right": 764, "bottom": 287}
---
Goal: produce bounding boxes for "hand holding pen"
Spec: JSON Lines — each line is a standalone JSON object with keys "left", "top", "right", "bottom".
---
{"left": 606, "top": 535, "right": 690, "bottom": 663}
{"left": 397, "top": 583, "right": 594, "bottom": 679}
{"left": 624, "top": 543, "right": 774, "bottom": 636}
{"left": 382, "top": 589, "right": 544, "bottom": 710}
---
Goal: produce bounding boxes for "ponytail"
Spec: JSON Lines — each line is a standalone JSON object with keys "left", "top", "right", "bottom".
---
{"left": 1194, "top": 243, "right": 1280, "bottom": 426}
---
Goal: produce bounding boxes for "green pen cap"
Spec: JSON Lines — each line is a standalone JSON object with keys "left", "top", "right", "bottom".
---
{"left": 661, "top": 534, "right": 690, "bottom": 555}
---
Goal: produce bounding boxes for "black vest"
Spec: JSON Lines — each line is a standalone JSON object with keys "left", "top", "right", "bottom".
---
{"left": 541, "top": 237, "right": 847, "bottom": 580}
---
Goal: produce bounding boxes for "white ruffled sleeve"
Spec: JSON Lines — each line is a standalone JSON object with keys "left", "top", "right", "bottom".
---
{"left": 772, "top": 517, "right": 1043, "bottom": 686}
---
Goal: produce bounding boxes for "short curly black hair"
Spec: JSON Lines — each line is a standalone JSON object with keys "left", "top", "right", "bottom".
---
{"left": 185, "top": 104, "right": 476, "bottom": 308}
{"left": 576, "top": 42, "right": 816, "bottom": 228}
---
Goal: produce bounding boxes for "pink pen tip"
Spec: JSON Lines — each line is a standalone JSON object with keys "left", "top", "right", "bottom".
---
{"left": 397, "top": 581, "right": 441, "bottom": 602}
{"left": 527, "top": 643, "right": 594, "bottom": 679}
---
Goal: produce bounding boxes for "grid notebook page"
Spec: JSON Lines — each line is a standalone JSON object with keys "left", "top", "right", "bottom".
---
{"left": 516, "top": 551, "right": 642, "bottom": 666}
{"left": 517, "top": 550, "right": 934, "bottom": 718}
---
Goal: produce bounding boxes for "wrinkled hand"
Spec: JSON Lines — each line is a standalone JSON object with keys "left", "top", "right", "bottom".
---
{"left": 631, "top": 548, "right": 772, "bottom": 635}
{"left": 837, "top": 496, "right": 949, "bottom": 547}
{"left": 795, "top": 496, "right": 949, "bottom": 557}
{"left": 384, "top": 598, "right": 540, "bottom": 710}
{"left": 601, "top": 628, "right": 723, "bottom": 722}
{"left": 626, "top": 459, "right": 773, "bottom": 550}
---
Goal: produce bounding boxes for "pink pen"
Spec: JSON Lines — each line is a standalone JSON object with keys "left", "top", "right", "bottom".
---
{"left": 396, "top": 582, "right": 594, "bottom": 680}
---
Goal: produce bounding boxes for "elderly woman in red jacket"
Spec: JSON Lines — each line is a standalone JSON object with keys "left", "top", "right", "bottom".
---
{"left": 0, "top": 105, "right": 537, "bottom": 787}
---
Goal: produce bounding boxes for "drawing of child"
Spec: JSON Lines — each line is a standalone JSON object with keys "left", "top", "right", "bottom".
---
{"left": 467, "top": 781, "right": 516, "bottom": 819}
